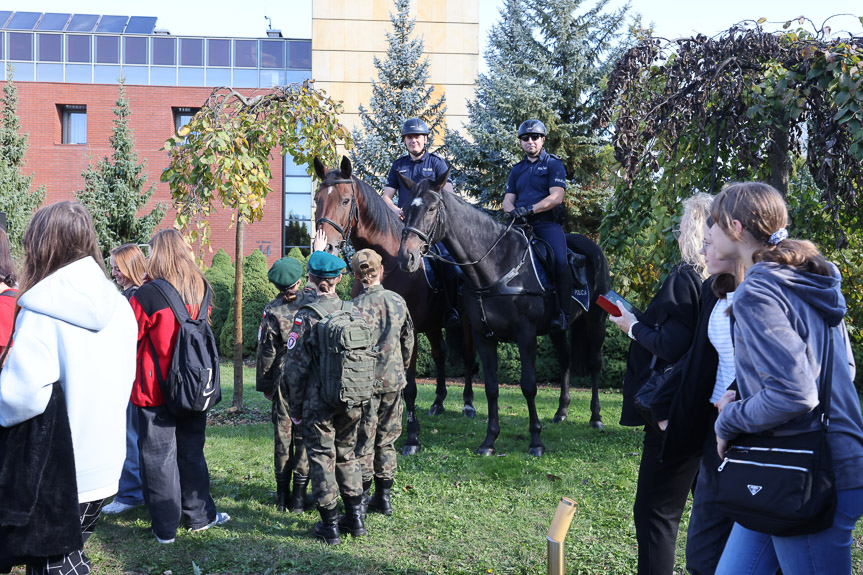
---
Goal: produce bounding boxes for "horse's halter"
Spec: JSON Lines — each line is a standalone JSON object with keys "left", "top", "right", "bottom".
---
{"left": 315, "top": 177, "right": 358, "bottom": 265}
{"left": 402, "top": 189, "right": 445, "bottom": 256}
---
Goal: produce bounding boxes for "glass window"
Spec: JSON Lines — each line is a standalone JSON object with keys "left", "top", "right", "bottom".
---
{"left": 9, "top": 33, "right": 33, "bottom": 61}
{"left": 150, "top": 67, "right": 176, "bottom": 86}
{"left": 67, "top": 35, "right": 91, "bottom": 63}
{"left": 96, "top": 36, "right": 119, "bottom": 63}
{"left": 61, "top": 105, "right": 87, "bottom": 144}
{"left": 8, "top": 63, "right": 34, "bottom": 81}
{"left": 288, "top": 41, "right": 311, "bottom": 69}
{"left": 260, "top": 69, "right": 284, "bottom": 88}
{"left": 260, "top": 41, "right": 284, "bottom": 69}
{"left": 178, "top": 67, "right": 205, "bottom": 87}
{"left": 233, "top": 69, "right": 258, "bottom": 88}
{"left": 122, "top": 66, "right": 148, "bottom": 85}
{"left": 180, "top": 38, "right": 203, "bottom": 66}
{"left": 173, "top": 107, "right": 200, "bottom": 131}
{"left": 152, "top": 37, "right": 175, "bottom": 66}
{"left": 285, "top": 69, "right": 311, "bottom": 85}
{"left": 36, "top": 63, "right": 63, "bottom": 81}
{"left": 124, "top": 36, "right": 147, "bottom": 65}
{"left": 37, "top": 34, "right": 62, "bottom": 62}
{"left": 284, "top": 219, "right": 312, "bottom": 250}
{"left": 65, "top": 64, "right": 92, "bottom": 83}
{"left": 284, "top": 192, "right": 312, "bottom": 220}
{"left": 284, "top": 154, "right": 308, "bottom": 177}
{"left": 206, "top": 67, "right": 230, "bottom": 86}
{"left": 94, "top": 65, "right": 122, "bottom": 84}
{"left": 207, "top": 39, "right": 229, "bottom": 67}
{"left": 234, "top": 40, "right": 257, "bottom": 68}
{"left": 0, "top": 32, "right": 4, "bottom": 60}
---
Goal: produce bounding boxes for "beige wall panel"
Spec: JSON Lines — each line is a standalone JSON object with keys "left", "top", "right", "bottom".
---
{"left": 311, "top": 50, "right": 330, "bottom": 80}
{"left": 415, "top": 23, "right": 479, "bottom": 54}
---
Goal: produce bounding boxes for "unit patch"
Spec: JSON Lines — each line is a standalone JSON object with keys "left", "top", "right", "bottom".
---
{"left": 287, "top": 331, "right": 299, "bottom": 350}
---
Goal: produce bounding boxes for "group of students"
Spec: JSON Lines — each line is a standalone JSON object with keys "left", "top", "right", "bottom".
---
{"left": 0, "top": 201, "right": 228, "bottom": 572}
{"left": 611, "top": 182, "right": 863, "bottom": 575}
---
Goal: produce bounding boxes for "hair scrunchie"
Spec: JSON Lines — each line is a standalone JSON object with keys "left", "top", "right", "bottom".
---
{"left": 768, "top": 228, "right": 788, "bottom": 246}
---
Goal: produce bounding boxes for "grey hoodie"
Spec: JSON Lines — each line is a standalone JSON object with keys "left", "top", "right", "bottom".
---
{"left": 715, "top": 261, "right": 863, "bottom": 491}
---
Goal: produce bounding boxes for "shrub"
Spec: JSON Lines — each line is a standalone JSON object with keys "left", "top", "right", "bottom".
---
{"left": 219, "top": 250, "right": 279, "bottom": 358}
{"left": 204, "top": 248, "right": 234, "bottom": 343}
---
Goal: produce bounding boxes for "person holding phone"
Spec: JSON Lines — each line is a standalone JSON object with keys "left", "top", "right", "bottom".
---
{"left": 607, "top": 193, "right": 712, "bottom": 575}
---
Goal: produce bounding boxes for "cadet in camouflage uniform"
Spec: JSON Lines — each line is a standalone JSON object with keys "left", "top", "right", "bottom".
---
{"left": 255, "top": 256, "right": 316, "bottom": 512}
{"left": 283, "top": 251, "right": 366, "bottom": 545}
{"left": 351, "top": 249, "right": 414, "bottom": 516}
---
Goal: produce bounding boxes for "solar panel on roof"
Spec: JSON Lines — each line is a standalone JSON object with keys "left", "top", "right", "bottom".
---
{"left": 0, "top": 11, "right": 13, "bottom": 29}
{"left": 67, "top": 14, "right": 99, "bottom": 32}
{"left": 125, "top": 16, "right": 157, "bottom": 35}
{"left": 96, "top": 15, "right": 129, "bottom": 33}
{"left": 7, "top": 12, "right": 41, "bottom": 30}
{"left": 36, "top": 13, "right": 71, "bottom": 31}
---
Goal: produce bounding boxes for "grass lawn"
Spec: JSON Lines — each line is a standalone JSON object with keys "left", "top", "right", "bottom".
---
{"left": 43, "top": 365, "right": 863, "bottom": 574}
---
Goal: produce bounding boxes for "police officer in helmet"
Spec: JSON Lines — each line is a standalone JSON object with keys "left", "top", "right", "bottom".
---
{"left": 504, "top": 119, "right": 572, "bottom": 331}
{"left": 383, "top": 118, "right": 460, "bottom": 328}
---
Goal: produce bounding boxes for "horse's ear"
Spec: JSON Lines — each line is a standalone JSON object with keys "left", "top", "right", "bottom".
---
{"left": 433, "top": 169, "right": 449, "bottom": 192}
{"left": 397, "top": 172, "right": 416, "bottom": 191}
{"left": 340, "top": 156, "right": 352, "bottom": 179}
{"left": 313, "top": 157, "right": 326, "bottom": 181}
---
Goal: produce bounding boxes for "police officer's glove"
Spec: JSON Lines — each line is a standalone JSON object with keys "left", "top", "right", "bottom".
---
{"left": 511, "top": 206, "right": 533, "bottom": 221}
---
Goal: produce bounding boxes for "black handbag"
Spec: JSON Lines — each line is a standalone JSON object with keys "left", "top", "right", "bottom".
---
{"left": 715, "top": 325, "right": 837, "bottom": 536}
{"left": 632, "top": 358, "right": 674, "bottom": 428}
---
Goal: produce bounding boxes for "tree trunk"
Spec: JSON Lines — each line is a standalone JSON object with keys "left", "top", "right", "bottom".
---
{"left": 232, "top": 216, "right": 244, "bottom": 410}
{"left": 767, "top": 128, "right": 791, "bottom": 197}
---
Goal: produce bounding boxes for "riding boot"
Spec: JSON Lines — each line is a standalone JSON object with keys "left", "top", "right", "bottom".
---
{"left": 550, "top": 270, "right": 573, "bottom": 332}
{"left": 338, "top": 494, "right": 368, "bottom": 537}
{"left": 275, "top": 472, "right": 290, "bottom": 512}
{"left": 367, "top": 477, "right": 394, "bottom": 516}
{"left": 288, "top": 475, "right": 308, "bottom": 513}
{"left": 314, "top": 504, "right": 342, "bottom": 545}
{"left": 360, "top": 479, "right": 372, "bottom": 520}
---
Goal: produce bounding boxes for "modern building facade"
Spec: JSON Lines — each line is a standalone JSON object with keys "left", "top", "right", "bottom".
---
{"left": 1, "top": 4, "right": 477, "bottom": 264}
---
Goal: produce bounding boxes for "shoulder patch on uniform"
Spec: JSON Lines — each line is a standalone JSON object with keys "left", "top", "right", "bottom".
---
{"left": 294, "top": 318, "right": 302, "bottom": 325}
{"left": 287, "top": 331, "right": 299, "bottom": 349}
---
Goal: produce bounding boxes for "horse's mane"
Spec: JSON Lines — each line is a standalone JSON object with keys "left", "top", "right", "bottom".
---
{"left": 324, "top": 169, "right": 404, "bottom": 238}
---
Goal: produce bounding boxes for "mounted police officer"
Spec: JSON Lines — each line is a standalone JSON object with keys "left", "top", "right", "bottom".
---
{"left": 256, "top": 256, "right": 316, "bottom": 513}
{"left": 382, "top": 117, "right": 460, "bottom": 328}
{"left": 350, "top": 249, "right": 414, "bottom": 517}
{"left": 283, "top": 251, "right": 366, "bottom": 545}
{"left": 504, "top": 119, "right": 571, "bottom": 331}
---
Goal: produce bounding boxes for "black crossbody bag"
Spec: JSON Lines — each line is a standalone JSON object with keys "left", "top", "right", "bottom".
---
{"left": 715, "top": 324, "right": 837, "bottom": 536}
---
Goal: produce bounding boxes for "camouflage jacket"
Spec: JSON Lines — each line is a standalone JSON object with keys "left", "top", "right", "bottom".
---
{"left": 283, "top": 292, "right": 346, "bottom": 418}
{"left": 255, "top": 287, "right": 317, "bottom": 394}
{"left": 352, "top": 284, "right": 414, "bottom": 394}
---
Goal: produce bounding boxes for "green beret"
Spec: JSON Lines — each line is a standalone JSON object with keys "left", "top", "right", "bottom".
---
{"left": 268, "top": 257, "right": 304, "bottom": 289}
{"left": 308, "top": 251, "right": 346, "bottom": 278}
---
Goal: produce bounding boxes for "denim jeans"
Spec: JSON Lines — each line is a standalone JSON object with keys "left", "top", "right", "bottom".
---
{"left": 114, "top": 402, "right": 144, "bottom": 506}
{"left": 137, "top": 406, "right": 216, "bottom": 540}
{"left": 715, "top": 487, "right": 863, "bottom": 575}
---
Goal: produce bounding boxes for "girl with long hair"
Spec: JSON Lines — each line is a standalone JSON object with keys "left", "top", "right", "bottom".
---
{"left": 710, "top": 182, "right": 863, "bottom": 575}
{"left": 129, "top": 229, "right": 228, "bottom": 544}
{"left": 0, "top": 201, "right": 137, "bottom": 573}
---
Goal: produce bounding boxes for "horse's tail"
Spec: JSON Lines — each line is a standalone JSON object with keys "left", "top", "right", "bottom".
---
{"left": 566, "top": 234, "right": 609, "bottom": 378}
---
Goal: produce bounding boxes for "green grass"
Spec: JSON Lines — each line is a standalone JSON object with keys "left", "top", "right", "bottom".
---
{"left": 52, "top": 365, "right": 863, "bottom": 574}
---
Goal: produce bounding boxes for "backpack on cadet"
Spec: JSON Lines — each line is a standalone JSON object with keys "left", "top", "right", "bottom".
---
{"left": 302, "top": 301, "right": 377, "bottom": 409}
{"left": 147, "top": 279, "right": 222, "bottom": 416}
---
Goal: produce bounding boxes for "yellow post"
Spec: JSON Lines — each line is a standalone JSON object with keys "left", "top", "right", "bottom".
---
{"left": 547, "top": 497, "right": 577, "bottom": 575}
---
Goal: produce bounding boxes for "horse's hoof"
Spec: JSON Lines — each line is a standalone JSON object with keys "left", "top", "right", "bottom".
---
{"left": 401, "top": 443, "right": 421, "bottom": 456}
{"left": 476, "top": 447, "right": 496, "bottom": 456}
{"left": 528, "top": 446, "right": 546, "bottom": 457}
{"left": 552, "top": 413, "right": 567, "bottom": 423}
{"left": 590, "top": 420, "right": 604, "bottom": 431}
{"left": 428, "top": 404, "right": 445, "bottom": 416}
{"left": 462, "top": 405, "right": 477, "bottom": 419}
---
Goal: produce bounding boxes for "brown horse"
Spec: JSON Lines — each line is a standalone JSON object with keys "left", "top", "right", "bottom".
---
{"left": 312, "top": 156, "right": 476, "bottom": 455}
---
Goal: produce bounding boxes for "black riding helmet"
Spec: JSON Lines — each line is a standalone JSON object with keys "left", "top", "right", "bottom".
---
{"left": 518, "top": 119, "right": 547, "bottom": 138}
{"left": 402, "top": 117, "right": 430, "bottom": 137}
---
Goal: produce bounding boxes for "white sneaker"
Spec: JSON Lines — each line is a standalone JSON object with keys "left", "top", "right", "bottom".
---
{"left": 153, "top": 530, "right": 175, "bottom": 544}
{"left": 189, "top": 511, "right": 231, "bottom": 532}
{"left": 102, "top": 500, "right": 139, "bottom": 514}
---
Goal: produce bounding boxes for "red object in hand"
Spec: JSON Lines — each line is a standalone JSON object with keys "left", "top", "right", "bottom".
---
{"left": 596, "top": 290, "right": 637, "bottom": 317}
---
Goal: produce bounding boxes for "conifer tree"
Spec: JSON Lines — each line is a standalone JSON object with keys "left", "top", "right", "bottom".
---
{"left": 76, "top": 82, "right": 166, "bottom": 260}
{"left": 0, "top": 71, "right": 45, "bottom": 254}
{"left": 445, "top": 0, "right": 631, "bottom": 233}
{"left": 350, "top": 0, "right": 447, "bottom": 189}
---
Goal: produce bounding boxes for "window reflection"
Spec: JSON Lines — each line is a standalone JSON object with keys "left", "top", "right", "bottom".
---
{"left": 207, "top": 39, "right": 230, "bottom": 67}
{"left": 124, "top": 36, "right": 147, "bottom": 65}
{"left": 38, "top": 34, "right": 62, "bottom": 62}
{"left": 67, "top": 35, "right": 91, "bottom": 63}
{"left": 96, "top": 36, "right": 120, "bottom": 64}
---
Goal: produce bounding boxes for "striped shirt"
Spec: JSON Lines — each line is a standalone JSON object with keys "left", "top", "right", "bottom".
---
{"left": 708, "top": 291, "right": 736, "bottom": 404}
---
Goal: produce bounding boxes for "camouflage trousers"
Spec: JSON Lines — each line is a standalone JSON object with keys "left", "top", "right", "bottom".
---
{"left": 305, "top": 406, "right": 363, "bottom": 510}
{"left": 272, "top": 381, "right": 308, "bottom": 479}
{"left": 357, "top": 390, "right": 403, "bottom": 482}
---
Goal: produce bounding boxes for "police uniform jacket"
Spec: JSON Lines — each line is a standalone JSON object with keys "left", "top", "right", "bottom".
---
{"left": 386, "top": 152, "right": 451, "bottom": 208}
{"left": 283, "top": 292, "right": 346, "bottom": 419}
{"left": 255, "top": 287, "right": 317, "bottom": 394}
{"left": 352, "top": 284, "right": 415, "bottom": 395}
{"left": 505, "top": 150, "right": 567, "bottom": 221}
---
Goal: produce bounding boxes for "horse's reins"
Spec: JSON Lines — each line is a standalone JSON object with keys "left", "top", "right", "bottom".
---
{"left": 402, "top": 189, "right": 517, "bottom": 268}
{"left": 315, "top": 177, "right": 358, "bottom": 271}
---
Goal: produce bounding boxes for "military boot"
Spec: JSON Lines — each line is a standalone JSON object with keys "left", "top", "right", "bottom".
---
{"left": 288, "top": 475, "right": 308, "bottom": 513}
{"left": 314, "top": 504, "right": 341, "bottom": 545}
{"left": 367, "top": 477, "right": 394, "bottom": 516}
{"left": 338, "top": 494, "right": 368, "bottom": 537}
{"left": 360, "top": 479, "right": 372, "bottom": 520}
{"left": 275, "top": 472, "right": 290, "bottom": 512}
{"left": 550, "top": 270, "right": 573, "bottom": 332}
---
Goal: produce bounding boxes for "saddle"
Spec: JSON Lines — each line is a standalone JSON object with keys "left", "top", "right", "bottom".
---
{"left": 529, "top": 236, "right": 590, "bottom": 312}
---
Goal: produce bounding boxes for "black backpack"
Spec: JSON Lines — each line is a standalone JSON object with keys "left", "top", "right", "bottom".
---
{"left": 147, "top": 279, "right": 221, "bottom": 416}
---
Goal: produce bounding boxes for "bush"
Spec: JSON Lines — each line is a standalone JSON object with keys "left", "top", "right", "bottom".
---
{"left": 204, "top": 249, "right": 234, "bottom": 343}
{"left": 219, "top": 250, "right": 279, "bottom": 358}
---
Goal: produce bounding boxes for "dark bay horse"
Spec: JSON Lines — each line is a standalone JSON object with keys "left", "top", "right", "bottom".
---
{"left": 398, "top": 171, "right": 608, "bottom": 456}
{"left": 312, "top": 156, "right": 476, "bottom": 455}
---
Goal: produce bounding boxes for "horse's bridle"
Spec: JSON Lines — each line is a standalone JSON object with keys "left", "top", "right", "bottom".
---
{"left": 315, "top": 177, "right": 358, "bottom": 267}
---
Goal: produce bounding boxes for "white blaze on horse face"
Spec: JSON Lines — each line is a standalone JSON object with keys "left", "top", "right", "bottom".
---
{"left": 411, "top": 198, "right": 423, "bottom": 207}
{"left": 326, "top": 186, "right": 334, "bottom": 196}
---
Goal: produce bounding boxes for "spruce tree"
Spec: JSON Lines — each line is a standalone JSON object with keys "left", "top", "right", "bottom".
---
{"left": 350, "top": 0, "right": 447, "bottom": 190}
{"left": 445, "top": 0, "right": 632, "bottom": 233}
{"left": 0, "top": 71, "right": 45, "bottom": 254}
{"left": 76, "top": 82, "right": 166, "bottom": 260}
